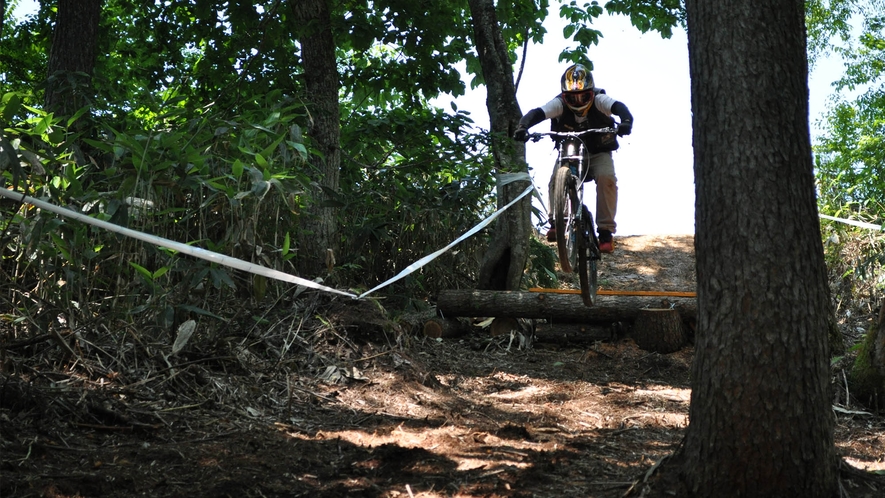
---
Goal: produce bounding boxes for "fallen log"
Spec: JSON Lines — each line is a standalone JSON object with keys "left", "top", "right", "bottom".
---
{"left": 533, "top": 321, "right": 614, "bottom": 344}
{"left": 437, "top": 289, "right": 696, "bottom": 324}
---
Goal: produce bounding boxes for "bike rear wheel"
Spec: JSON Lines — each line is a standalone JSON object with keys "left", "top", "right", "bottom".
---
{"left": 552, "top": 166, "right": 578, "bottom": 272}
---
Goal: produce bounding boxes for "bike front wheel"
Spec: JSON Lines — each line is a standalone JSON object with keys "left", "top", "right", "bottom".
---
{"left": 577, "top": 205, "right": 598, "bottom": 306}
{"left": 552, "top": 166, "right": 579, "bottom": 273}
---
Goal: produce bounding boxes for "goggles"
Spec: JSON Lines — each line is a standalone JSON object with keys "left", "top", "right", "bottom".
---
{"left": 563, "top": 90, "right": 593, "bottom": 108}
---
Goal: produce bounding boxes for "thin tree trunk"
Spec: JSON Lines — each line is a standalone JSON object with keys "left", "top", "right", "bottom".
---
{"left": 467, "top": 0, "right": 531, "bottom": 291}
{"left": 45, "top": 0, "right": 102, "bottom": 117}
{"left": 291, "top": 0, "right": 340, "bottom": 276}
{"left": 849, "top": 300, "right": 885, "bottom": 405}
{"left": 662, "top": 0, "right": 839, "bottom": 495}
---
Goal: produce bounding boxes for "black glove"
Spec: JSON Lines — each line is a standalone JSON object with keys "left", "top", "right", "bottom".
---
{"left": 513, "top": 125, "right": 529, "bottom": 142}
{"left": 617, "top": 119, "right": 632, "bottom": 137}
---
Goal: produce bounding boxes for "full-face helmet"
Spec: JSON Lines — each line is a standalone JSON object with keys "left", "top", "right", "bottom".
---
{"left": 560, "top": 64, "right": 595, "bottom": 114}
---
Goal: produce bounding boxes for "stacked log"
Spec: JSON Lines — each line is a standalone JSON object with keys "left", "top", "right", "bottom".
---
{"left": 425, "top": 289, "right": 696, "bottom": 352}
{"left": 435, "top": 289, "right": 695, "bottom": 323}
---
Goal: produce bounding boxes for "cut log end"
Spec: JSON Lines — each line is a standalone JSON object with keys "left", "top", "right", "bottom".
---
{"left": 490, "top": 317, "right": 520, "bottom": 336}
{"left": 423, "top": 317, "right": 470, "bottom": 339}
{"left": 631, "top": 308, "right": 687, "bottom": 354}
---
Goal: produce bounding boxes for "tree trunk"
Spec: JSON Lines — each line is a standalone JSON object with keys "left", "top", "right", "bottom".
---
{"left": 45, "top": 0, "right": 102, "bottom": 117}
{"left": 291, "top": 0, "right": 340, "bottom": 277}
{"left": 849, "top": 300, "right": 885, "bottom": 407}
{"left": 877, "top": 301, "right": 885, "bottom": 376}
{"left": 662, "top": 0, "right": 839, "bottom": 495}
{"left": 467, "top": 0, "right": 531, "bottom": 291}
{"left": 437, "top": 289, "right": 696, "bottom": 323}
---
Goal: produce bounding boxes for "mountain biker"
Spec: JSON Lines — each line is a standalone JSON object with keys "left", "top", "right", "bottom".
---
{"left": 513, "top": 63, "right": 633, "bottom": 254}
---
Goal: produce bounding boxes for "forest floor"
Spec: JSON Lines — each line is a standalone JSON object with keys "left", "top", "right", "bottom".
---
{"left": 2, "top": 235, "right": 884, "bottom": 497}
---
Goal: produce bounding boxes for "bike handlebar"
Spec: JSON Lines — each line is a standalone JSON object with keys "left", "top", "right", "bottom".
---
{"left": 526, "top": 128, "right": 619, "bottom": 142}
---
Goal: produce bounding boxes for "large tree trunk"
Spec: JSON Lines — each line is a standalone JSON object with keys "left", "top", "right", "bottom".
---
{"left": 467, "top": 0, "right": 531, "bottom": 291}
{"left": 661, "top": 0, "right": 839, "bottom": 495}
{"left": 291, "top": 0, "right": 340, "bottom": 276}
{"left": 44, "top": 0, "right": 102, "bottom": 117}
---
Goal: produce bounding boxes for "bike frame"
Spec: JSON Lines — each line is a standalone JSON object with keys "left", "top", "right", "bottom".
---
{"left": 528, "top": 127, "right": 618, "bottom": 306}
{"left": 529, "top": 126, "right": 618, "bottom": 241}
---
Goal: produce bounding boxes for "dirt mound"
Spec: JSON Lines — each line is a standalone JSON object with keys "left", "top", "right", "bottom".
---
{"left": 602, "top": 235, "right": 696, "bottom": 292}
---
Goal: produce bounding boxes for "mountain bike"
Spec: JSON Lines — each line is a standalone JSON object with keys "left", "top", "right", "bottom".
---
{"left": 527, "top": 127, "right": 618, "bottom": 306}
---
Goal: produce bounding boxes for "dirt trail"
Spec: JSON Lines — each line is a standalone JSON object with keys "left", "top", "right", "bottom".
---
{"left": 2, "top": 235, "right": 882, "bottom": 498}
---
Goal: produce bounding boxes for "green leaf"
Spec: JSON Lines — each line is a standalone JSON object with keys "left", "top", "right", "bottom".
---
{"left": 2, "top": 93, "right": 21, "bottom": 123}
{"left": 177, "top": 304, "right": 226, "bottom": 321}
{"left": 209, "top": 267, "right": 236, "bottom": 290}
{"left": 129, "top": 262, "right": 154, "bottom": 281}
{"left": 287, "top": 141, "right": 308, "bottom": 156}
{"left": 66, "top": 106, "right": 90, "bottom": 127}
{"left": 282, "top": 232, "right": 291, "bottom": 256}
{"left": 50, "top": 233, "right": 72, "bottom": 261}
{"left": 47, "top": 129, "right": 65, "bottom": 144}
{"left": 152, "top": 266, "right": 170, "bottom": 279}
{"left": 259, "top": 133, "right": 287, "bottom": 160}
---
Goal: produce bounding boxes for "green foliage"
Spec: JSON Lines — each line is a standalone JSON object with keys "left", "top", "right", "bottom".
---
{"left": 558, "top": 0, "right": 606, "bottom": 66}
{"left": 809, "top": 0, "right": 885, "bottom": 191}
{"left": 822, "top": 224, "right": 885, "bottom": 298}
{"left": 806, "top": 0, "right": 856, "bottom": 67}
{"left": 334, "top": 0, "right": 475, "bottom": 101}
{"left": 815, "top": 92, "right": 885, "bottom": 211}
{"left": 554, "top": 0, "right": 684, "bottom": 67}
{"left": 1, "top": 89, "right": 315, "bottom": 331}
{"left": 811, "top": 2, "right": 884, "bottom": 304}
{"left": 336, "top": 104, "right": 497, "bottom": 301}
{"left": 95, "top": 0, "right": 301, "bottom": 111}
{"left": 0, "top": 2, "right": 53, "bottom": 109}
{"left": 496, "top": 0, "right": 552, "bottom": 66}
{"left": 525, "top": 235, "right": 559, "bottom": 289}
{"left": 603, "top": 0, "right": 685, "bottom": 37}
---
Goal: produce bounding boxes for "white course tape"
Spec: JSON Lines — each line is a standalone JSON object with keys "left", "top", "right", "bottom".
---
{"left": 497, "top": 172, "right": 530, "bottom": 186}
{"left": 0, "top": 189, "right": 358, "bottom": 298}
{"left": 498, "top": 171, "right": 545, "bottom": 205}
{"left": 358, "top": 184, "right": 534, "bottom": 298}
{"left": 819, "top": 214, "right": 883, "bottom": 231}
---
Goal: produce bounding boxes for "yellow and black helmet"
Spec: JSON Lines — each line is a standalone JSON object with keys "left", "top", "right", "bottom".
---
{"left": 561, "top": 64, "right": 595, "bottom": 113}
